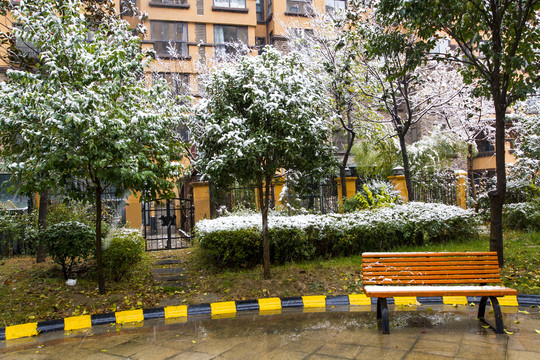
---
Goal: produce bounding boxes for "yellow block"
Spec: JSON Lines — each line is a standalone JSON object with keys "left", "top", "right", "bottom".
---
{"left": 165, "top": 317, "right": 188, "bottom": 325}
{"left": 164, "top": 305, "right": 188, "bottom": 319}
{"left": 258, "top": 297, "right": 281, "bottom": 312}
{"left": 497, "top": 295, "right": 518, "bottom": 307}
{"left": 443, "top": 296, "right": 468, "bottom": 305}
{"left": 349, "top": 293, "right": 372, "bottom": 306}
{"left": 64, "top": 315, "right": 92, "bottom": 331}
{"left": 115, "top": 309, "right": 144, "bottom": 324}
{"left": 394, "top": 296, "right": 417, "bottom": 306}
{"left": 210, "top": 301, "right": 237, "bottom": 317}
{"left": 5, "top": 323, "right": 38, "bottom": 340}
{"left": 302, "top": 295, "right": 326, "bottom": 309}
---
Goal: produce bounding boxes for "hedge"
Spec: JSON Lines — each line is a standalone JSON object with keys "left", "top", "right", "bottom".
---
{"left": 195, "top": 202, "right": 478, "bottom": 268}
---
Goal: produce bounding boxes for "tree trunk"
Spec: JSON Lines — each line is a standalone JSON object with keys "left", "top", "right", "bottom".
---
{"left": 467, "top": 143, "right": 477, "bottom": 201}
{"left": 340, "top": 130, "right": 356, "bottom": 201}
{"left": 489, "top": 105, "right": 507, "bottom": 267}
{"left": 95, "top": 184, "right": 105, "bottom": 294}
{"left": 258, "top": 176, "right": 271, "bottom": 280}
{"left": 35, "top": 189, "right": 49, "bottom": 263}
{"left": 398, "top": 135, "right": 413, "bottom": 201}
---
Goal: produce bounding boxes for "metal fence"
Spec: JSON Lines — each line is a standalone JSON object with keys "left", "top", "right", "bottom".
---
{"left": 411, "top": 170, "right": 458, "bottom": 206}
{"left": 211, "top": 178, "right": 339, "bottom": 215}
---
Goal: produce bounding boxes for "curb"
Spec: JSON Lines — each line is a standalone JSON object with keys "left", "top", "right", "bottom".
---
{"left": 1, "top": 293, "right": 538, "bottom": 342}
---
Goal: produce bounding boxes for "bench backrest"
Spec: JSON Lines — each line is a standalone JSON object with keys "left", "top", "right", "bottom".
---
{"left": 362, "top": 252, "right": 502, "bottom": 286}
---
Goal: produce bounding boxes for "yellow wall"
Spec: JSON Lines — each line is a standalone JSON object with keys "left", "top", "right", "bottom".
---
{"left": 335, "top": 177, "right": 357, "bottom": 209}
{"left": 125, "top": 193, "right": 142, "bottom": 229}
{"left": 472, "top": 140, "right": 516, "bottom": 171}
{"left": 192, "top": 182, "right": 211, "bottom": 223}
{"left": 388, "top": 175, "right": 408, "bottom": 202}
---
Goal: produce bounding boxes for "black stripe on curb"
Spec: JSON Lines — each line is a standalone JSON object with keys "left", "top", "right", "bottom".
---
{"left": 281, "top": 296, "right": 303, "bottom": 308}
{"left": 517, "top": 294, "right": 540, "bottom": 307}
{"left": 143, "top": 308, "right": 165, "bottom": 320}
{"left": 326, "top": 295, "right": 350, "bottom": 307}
{"left": 418, "top": 297, "right": 444, "bottom": 305}
{"left": 0, "top": 327, "right": 5, "bottom": 341}
{"left": 187, "top": 303, "right": 211, "bottom": 316}
{"left": 467, "top": 296, "right": 484, "bottom": 304}
{"left": 37, "top": 319, "right": 64, "bottom": 334}
{"left": 91, "top": 312, "right": 116, "bottom": 326}
{"left": 236, "top": 299, "right": 259, "bottom": 312}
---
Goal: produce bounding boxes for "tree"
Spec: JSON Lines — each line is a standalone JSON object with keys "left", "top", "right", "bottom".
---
{"left": 366, "top": 0, "right": 540, "bottom": 265}
{"left": 348, "top": 12, "right": 466, "bottom": 200}
{"left": 0, "top": 0, "right": 188, "bottom": 293}
{"left": 192, "top": 46, "right": 337, "bottom": 279}
{"left": 283, "top": 11, "right": 378, "bottom": 199}
{"left": 508, "top": 93, "right": 540, "bottom": 188}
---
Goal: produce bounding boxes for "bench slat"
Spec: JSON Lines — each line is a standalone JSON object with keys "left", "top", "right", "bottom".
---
{"left": 363, "top": 266, "right": 500, "bottom": 272}
{"left": 363, "top": 278, "right": 502, "bottom": 285}
{"left": 364, "top": 257, "right": 498, "bottom": 265}
{"left": 362, "top": 252, "right": 497, "bottom": 257}
{"left": 363, "top": 270, "right": 500, "bottom": 279}
{"left": 363, "top": 285, "right": 517, "bottom": 297}
{"left": 363, "top": 261, "right": 499, "bottom": 267}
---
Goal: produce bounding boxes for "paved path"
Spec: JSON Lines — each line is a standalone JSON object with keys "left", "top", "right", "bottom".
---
{"left": 1, "top": 305, "right": 539, "bottom": 359}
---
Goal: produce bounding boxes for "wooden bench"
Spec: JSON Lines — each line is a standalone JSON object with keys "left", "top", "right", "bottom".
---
{"left": 362, "top": 252, "right": 517, "bottom": 334}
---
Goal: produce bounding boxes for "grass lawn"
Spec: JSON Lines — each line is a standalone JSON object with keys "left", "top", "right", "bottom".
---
{"left": 0, "top": 229, "right": 538, "bottom": 327}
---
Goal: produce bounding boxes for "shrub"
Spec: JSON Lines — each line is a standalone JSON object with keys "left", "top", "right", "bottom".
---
{"left": 102, "top": 228, "right": 146, "bottom": 280}
{"left": 195, "top": 202, "right": 477, "bottom": 268}
{"left": 0, "top": 209, "right": 37, "bottom": 258}
{"left": 504, "top": 201, "right": 540, "bottom": 231}
{"left": 42, "top": 221, "right": 95, "bottom": 279}
{"left": 343, "top": 180, "right": 401, "bottom": 213}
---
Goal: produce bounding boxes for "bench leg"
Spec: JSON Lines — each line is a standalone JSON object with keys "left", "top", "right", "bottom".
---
{"left": 477, "top": 296, "right": 505, "bottom": 334}
{"left": 376, "top": 298, "right": 390, "bottom": 334}
{"left": 489, "top": 296, "right": 504, "bottom": 334}
{"left": 478, "top": 296, "right": 488, "bottom": 320}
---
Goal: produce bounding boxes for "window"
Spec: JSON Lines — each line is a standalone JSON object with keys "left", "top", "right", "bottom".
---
{"left": 255, "top": 36, "right": 266, "bottom": 54}
{"left": 214, "top": 25, "right": 248, "bottom": 57}
{"left": 256, "top": 0, "right": 265, "bottom": 22}
{"left": 325, "top": 0, "right": 345, "bottom": 14}
{"left": 151, "top": 21, "right": 188, "bottom": 57}
{"left": 433, "top": 39, "right": 450, "bottom": 55}
{"left": 267, "top": 0, "right": 273, "bottom": 17}
{"left": 214, "top": 0, "right": 246, "bottom": 8}
{"left": 151, "top": 0, "right": 188, "bottom": 4}
{"left": 153, "top": 72, "right": 190, "bottom": 96}
{"left": 286, "top": 0, "right": 312, "bottom": 15}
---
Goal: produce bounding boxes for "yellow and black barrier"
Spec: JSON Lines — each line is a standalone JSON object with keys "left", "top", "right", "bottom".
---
{"left": 0, "top": 293, "right": 531, "bottom": 341}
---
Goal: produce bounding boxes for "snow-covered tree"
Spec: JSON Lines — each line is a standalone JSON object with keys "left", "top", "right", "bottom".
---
{"left": 348, "top": 9, "right": 468, "bottom": 200}
{"left": 508, "top": 94, "right": 540, "bottom": 191}
{"left": 0, "top": 0, "right": 189, "bottom": 293}
{"left": 282, "top": 11, "right": 380, "bottom": 197}
{"left": 192, "top": 46, "right": 337, "bottom": 279}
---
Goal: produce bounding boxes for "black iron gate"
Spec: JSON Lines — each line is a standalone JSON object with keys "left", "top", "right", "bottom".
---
{"left": 142, "top": 198, "right": 194, "bottom": 251}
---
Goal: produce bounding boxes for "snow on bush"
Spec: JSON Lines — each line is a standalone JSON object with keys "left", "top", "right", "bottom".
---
{"left": 195, "top": 202, "right": 478, "bottom": 268}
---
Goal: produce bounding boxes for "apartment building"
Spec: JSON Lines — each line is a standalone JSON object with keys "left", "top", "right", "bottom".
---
{"left": 120, "top": 0, "right": 345, "bottom": 96}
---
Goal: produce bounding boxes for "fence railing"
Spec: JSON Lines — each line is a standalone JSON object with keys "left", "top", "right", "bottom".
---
{"left": 411, "top": 170, "right": 459, "bottom": 206}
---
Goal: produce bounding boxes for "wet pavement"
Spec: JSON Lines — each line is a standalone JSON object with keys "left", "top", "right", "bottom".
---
{"left": 1, "top": 304, "right": 539, "bottom": 359}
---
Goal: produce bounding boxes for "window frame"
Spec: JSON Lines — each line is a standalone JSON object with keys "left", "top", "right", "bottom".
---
{"left": 214, "top": 25, "right": 249, "bottom": 58}
{"left": 150, "top": 21, "right": 189, "bottom": 58}
{"left": 213, "top": 0, "right": 246, "bottom": 9}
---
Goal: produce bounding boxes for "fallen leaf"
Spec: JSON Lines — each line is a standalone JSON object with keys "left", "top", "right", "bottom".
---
{"left": 504, "top": 329, "right": 514, "bottom": 335}
{"left": 517, "top": 310, "right": 530, "bottom": 315}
